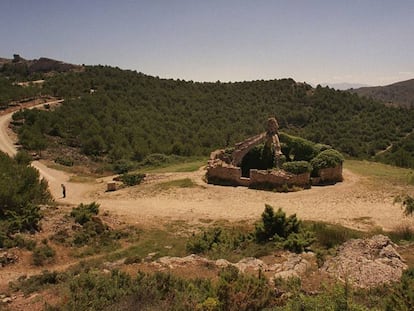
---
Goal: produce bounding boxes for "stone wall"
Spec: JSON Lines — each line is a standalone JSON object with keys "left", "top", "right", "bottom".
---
{"left": 250, "top": 169, "right": 311, "bottom": 189}
{"left": 206, "top": 165, "right": 245, "bottom": 186}
{"left": 206, "top": 164, "right": 311, "bottom": 189}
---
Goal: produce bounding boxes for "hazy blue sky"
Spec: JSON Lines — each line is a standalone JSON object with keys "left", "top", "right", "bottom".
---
{"left": 1, "top": 0, "right": 413, "bottom": 86}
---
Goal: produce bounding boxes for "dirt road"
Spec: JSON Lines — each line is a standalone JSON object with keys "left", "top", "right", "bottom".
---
{"left": 0, "top": 104, "right": 412, "bottom": 231}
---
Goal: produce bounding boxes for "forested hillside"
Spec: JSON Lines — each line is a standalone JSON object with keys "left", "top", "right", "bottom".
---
{"left": 0, "top": 77, "right": 40, "bottom": 109}
{"left": 7, "top": 66, "right": 414, "bottom": 169}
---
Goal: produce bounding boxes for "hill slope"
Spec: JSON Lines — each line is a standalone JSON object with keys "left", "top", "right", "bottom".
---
{"left": 352, "top": 78, "right": 414, "bottom": 108}
{"left": 7, "top": 65, "right": 414, "bottom": 170}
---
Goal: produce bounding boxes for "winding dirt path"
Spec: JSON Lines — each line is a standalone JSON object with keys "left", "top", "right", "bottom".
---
{"left": 1, "top": 104, "right": 413, "bottom": 231}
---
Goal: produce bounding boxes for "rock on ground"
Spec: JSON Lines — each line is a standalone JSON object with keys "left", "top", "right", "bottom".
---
{"left": 322, "top": 234, "right": 407, "bottom": 288}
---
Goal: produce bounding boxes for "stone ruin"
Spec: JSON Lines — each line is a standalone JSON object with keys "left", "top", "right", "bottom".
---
{"left": 206, "top": 117, "right": 343, "bottom": 190}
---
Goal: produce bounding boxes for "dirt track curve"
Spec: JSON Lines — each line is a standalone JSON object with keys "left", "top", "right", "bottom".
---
{"left": 1, "top": 103, "right": 412, "bottom": 231}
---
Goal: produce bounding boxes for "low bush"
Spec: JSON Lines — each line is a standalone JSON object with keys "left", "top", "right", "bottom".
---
{"left": 0, "top": 151, "right": 51, "bottom": 245}
{"left": 70, "top": 202, "right": 100, "bottom": 225}
{"left": 279, "top": 132, "right": 318, "bottom": 162}
{"left": 14, "top": 150, "right": 32, "bottom": 165}
{"left": 55, "top": 267, "right": 275, "bottom": 311}
{"left": 282, "top": 161, "right": 312, "bottom": 175}
{"left": 255, "top": 205, "right": 315, "bottom": 253}
{"left": 388, "top": 224, "right": 414, "bottom": 242}
{"left": 186, "top": 227, "right": 253, "bottom": 259}
{"left": 138, "top": 153, "right": 183, "bottom": 168}
{"left": 309, "top": 222, "right": 363, "bottom": 249}
{"left": 54, "top": 156, "right": 74, "bottom": 166}
{"left": 119, "top": 173, "right": 146, "bottom": 186}
{"left": 384, "top": 268, "right": 414, "bottom": 311}
{"left": 9, "top": 270, "right": 65, "bottom": 295}
{"left": 113, "top": 159, "right": 134, "bottom": 174}
{"left": 32, "top": 242, "right": 56, "bottom": 266}
{"left": 255, "top": 205, "right": 301, "bottom": 242}
{"left": 310, "top": 149, "right": 344, "bottom": 175}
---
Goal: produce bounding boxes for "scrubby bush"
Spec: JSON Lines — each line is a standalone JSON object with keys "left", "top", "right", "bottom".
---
{"left": 282, "top": 161, "right": 312, "bottom": 175}
{"left": 9, "top": 270, "right": 64, "bottom": 295}
{"left": 54, "top": 156, "right": 74, "bottom": 166}
{"left": 70, "top": 202, "right": 100, "bottom": 225}
{"left": 32, "top": 242, "right": 56, "bottom": 266}
{"left": 279, "top": 132, "right": 318, "bottom": 162}
{"left": 14, "top": 150, "right": 32, "bottom": 165}
{"left": 402, "top": 195, "right": 414, "bottom": 216}
{"left": 254, "top": 205, "right": 314, "bottom": 253}
{"left": 281, "top": 231, "right": 315, "bottom": 253}
{"left": 187, "top": 227, "right": 224, "bottom": 254}
{"left": 255, "top": 205, "right": 301, "bottom": 242}
{"left": 0, "top": 152, "right": 51, "bottom": 247}
{"left": 394, "top": 194, "right": 414, "bottom": 216}
{"left": 310, "top": 149, "right": 344, "bottom": 175}
{"left": 309, "top": 222, "right": 362, "bottom": 249}
{"left": 119, "top": 172, "right": 146, "bottom": 186}
{"left": 139, "top": 153, "right": 182, "bottom": 167}
{"left": 113, "top": 159, "right": 134, "bottom": 174}
{"left": 384, "top": 268, "right": 414, "bottom": 311}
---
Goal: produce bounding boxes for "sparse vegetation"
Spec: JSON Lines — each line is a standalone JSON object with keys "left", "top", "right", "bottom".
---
{"left": 70, "top": 202, "right": 100, "bottom": 225}
{"left": 32, "top": 240, "right": 56, "bottom": 266}
{"left": 394, "top": 194, "right": 414, "bottom": 216}
{"left": 118, "top": 172, "right": 146, "bottom": 186}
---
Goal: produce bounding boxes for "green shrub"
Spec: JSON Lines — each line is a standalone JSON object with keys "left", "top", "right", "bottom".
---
{"left": 281, "top": 231, "right": 315, "bottom": 253}
{"left": 187, "top": 227, "right": 223, "bottom": 254}
{"left": 113, "top": 159, "right": 134, "bottom": 174}
{"left": 309, "top": 222, "right": 363, "bottom": 249}
{"left": 66, "top": 270, "right": 132, "bottom": 310}
{"left": 139, "top": 153, "right": 180, "bottom": 167}
{"left": 119, "top": 172, "right": 146, "bottom": 186}
{"left": 310, "top": 149, "right": 344, "bottom": 174}
{"left": 50, "top": 229, "right": 70, "bottom": 244}
{"left": 0, "top": 151, "right": 51, "bottom": 240}
{"left": 14, "top": 150, "right": 32, "bottom": 165}
{"left": 70, "top": 202, "right": 100, "bottom": 225}
{"left": 255, "top": 205, "right": 301, "bottom": 243}
{"left": 11, "top": 234, "right": 37, "bottom": 250}
{"left": 9, "top": 270, "right": 65, "bottom": 295}
{"left": 54, "top": 156, "right": 74, "bottom": 166}
{"left": 73, "top": 218, "right": 107, "bottom": 247}
{"left": 384, "top": 268, "right": 414, "bottom": 311}
{"left": 282, "top": 161, "right": 312, "bottom": 175}
{"left": 402, "top": 195, "right": 414, "bottom": 216}
{"left": 314, "top": 143, "right": 332, "bottom": 153}
{"left": 279, "top": 132, "right": 318, "bottom": 162}
{"left": 32, "top": 243, "right": 56, "bottom": 266}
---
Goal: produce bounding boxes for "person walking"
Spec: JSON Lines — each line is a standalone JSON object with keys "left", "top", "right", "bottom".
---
{"left": 61, "top": 184, "right": 66, "bottom": 198}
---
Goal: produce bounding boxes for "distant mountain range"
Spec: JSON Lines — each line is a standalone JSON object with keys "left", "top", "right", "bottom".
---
{"left": 321, "top": 82, "right": 371, "bottom": 90}
{"left": 351, "top": 79, "right": 414, "bottom": 108}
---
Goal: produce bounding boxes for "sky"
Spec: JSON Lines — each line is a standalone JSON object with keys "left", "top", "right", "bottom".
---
{"left": 1, "top": 0, "right": 413, "bottom": 87}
